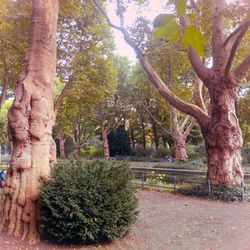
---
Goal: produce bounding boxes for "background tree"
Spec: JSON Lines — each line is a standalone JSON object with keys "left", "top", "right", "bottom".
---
{"left": 95, "top": 0, "right": 250, "bottom": 186}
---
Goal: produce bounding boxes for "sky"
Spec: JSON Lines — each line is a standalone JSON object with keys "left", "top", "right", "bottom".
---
{"left": 107, "top": 0, "right": 166, "bottom": 62}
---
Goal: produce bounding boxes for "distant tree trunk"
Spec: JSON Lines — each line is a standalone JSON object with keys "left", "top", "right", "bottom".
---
{"left": 161, "top": 136, "right": 167, "bottom": 148}
{"left": 59, "top": 131, "right": 66, "bottom": 158}
{"left": 1, "top": 0, "right": 58, "bottom": 244}
{"left": 101, "top": 126, "right": 110, "bottom": 160}
{"left": 150, "top": 118, "right": 159, "bottom": 150}
{"left": 202, "top": 84, "right": 243, "bottom": 186}
{"left": 75, "top": 123, "right": 81, "bottom": 155}
{"left": 130, "top": 127, "right": 135, "bottom": 150}
{"left": 140, "top": 116, "right": 146, "bottom": 150}
{"left": 170, "top": 107, "right": 188, "bottom": 161}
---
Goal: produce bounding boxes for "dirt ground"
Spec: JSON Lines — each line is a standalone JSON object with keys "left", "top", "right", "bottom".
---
{"left": 1, "top": 190, "right": 250, "bottom": 250}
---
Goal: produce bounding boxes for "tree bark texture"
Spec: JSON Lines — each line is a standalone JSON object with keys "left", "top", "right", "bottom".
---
{"left": 1, "top": 0, "right": 58, "bottom": 244}
{"left": 170, "top": 107, "right": 188, "bottom": 162}
{"left": 101, "top": 126, "right": 110, "bottom": 160}
{"left": 202, "top": 82, "right": 243, "bottom": 186}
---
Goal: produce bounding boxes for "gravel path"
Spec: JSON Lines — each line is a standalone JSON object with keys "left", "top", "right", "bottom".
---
{"left": 1, "top": 190, "right": 250, "bottom": 250}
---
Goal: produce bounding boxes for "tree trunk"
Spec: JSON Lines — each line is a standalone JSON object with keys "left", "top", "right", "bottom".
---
{"left": 75, "top": 123, "right": 81, "bottom": 155}
{"left": 140, "top": 117, "right": 146, "bottom": 150}
{"left": 130, "top": 127, "right": 135, "bottom": 150}
{"left": 59, "top": 132, "right": 66, "bottom": 158}
{"left": 170, "top": 107, "right": 188, "bottom": 161}
{"left": 101, "top": 126, "right": 110, "bottom": 160}
{"left": 151, "top": 119, "right": 159, "bottom": 150}
{"left": 203, "top": 85, "right": 243, "bottom": 186}
{"left": 1, "top": 0, "right": 58, "bottom": 244}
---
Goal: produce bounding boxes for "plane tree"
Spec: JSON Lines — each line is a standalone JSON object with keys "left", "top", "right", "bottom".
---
{"left": 94, "top": 0, "right": 250, "bottom": 186}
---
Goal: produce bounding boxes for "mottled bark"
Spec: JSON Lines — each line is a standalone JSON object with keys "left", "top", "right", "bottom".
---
{"left": 101, "top": 126, "right": 110, "bottom": 160}
{"left": 1, "top": 0, "right": 58, "bottom": 244}
{"left": 202, "top": 80, "right": 243, "bottom": 186}
{"left": 140, "top": 117, "right": 146, "bottom": 150}
{"left": 170, "top": 107, "right": 188, "bottom": 162}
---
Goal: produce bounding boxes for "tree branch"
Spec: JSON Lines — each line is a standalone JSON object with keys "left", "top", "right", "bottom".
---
{"left": 180, "top": 16, "right": 212, "bottom": 83}
{"left": 211, "top": 0, "right": 227, "bottom": 71}
{"left": 183, "top": 118, "right": 196, "bottom": 141}
{"left": 180, "top": 115, "right": 191, "bottom": 132}
{"left": 94, "top": 0, "right": 211, "bottom": 128}
{"left": 223, "top": 19, "right": 250, "bottom": 47}
{"left": 234, "top": 54, "right": 250, "bottom": 80}
{"left": 139, "top": 102, "right": 172, "bottom": 137}
{"left": 193, "top": 77, "right": 207, "bottom": 114}
{"left": 224, "top": 22, "right": 250, "bottom": 77}
{"left": 54, "top": 78, "right": 74, "bottom": 114}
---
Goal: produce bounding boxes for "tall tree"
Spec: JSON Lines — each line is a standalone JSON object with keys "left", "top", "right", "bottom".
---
{"left": 1, "top": 0, "right": 59, "bottom": 243}
{"left": 95, "top": 0, "right": 250, "bottom": 186}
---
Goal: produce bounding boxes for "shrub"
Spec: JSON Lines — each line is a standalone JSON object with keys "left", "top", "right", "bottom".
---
{"left": 40, "top": 160, "right": 138, "bottom": 245}
{"left": 134, "top": 145, "right": 153, "bottom": 157}
{"left": 152, "top": 147, "right": 173, "bottom": 159}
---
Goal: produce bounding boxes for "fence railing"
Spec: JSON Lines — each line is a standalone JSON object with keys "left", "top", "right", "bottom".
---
{"left": 130, "top": 167, "right": 250, "bottom": 201}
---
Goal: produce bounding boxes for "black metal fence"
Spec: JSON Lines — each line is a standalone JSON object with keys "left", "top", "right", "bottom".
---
{"left": 131, "top": 167, "right": 250, "bottom": 201}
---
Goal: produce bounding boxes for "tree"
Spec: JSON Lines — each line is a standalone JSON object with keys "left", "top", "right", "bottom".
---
{"left": 94, "top": 0, "right": 250, "bottom": 186}
{"left": 1, "top": 0, "right": 59, "bottom": 243}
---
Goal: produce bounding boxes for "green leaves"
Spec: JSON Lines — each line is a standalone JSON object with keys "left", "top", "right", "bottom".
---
{"left": 175, "top": 0, "right": 187, "bottom": 17}
{"left": 153, "top": 0, "right": 205, "bottom": 58}
{"left": 182, "top": 27, "right": 205, "bottom": 58}
{"left": 153, "top": 14, "right": 175, "bottom": 28}
{"left": 154, "top": 21, "right": 180, "bottom": 42}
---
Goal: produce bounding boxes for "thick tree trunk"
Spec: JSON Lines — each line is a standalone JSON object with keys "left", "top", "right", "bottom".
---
{"left": 1, "top": 0, "right": 58, "bottom": 244}
{"left": 170, "top": 107, "right": 188, "bottom": 161}
{"left": 101, "top": 126, "right": 110, "bottom": 160}
{"left": 203, "top": 85, "right": 243, "bottom": 186}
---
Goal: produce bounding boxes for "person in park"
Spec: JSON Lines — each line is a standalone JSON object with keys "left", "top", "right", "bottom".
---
{"left": 0, "top": 169, "right": 7, "bottom": 188}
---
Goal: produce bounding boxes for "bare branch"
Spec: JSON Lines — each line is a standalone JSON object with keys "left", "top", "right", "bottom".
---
{"left": 211, "top": 0, "right": 227, "bottom": 71}
{"left": 140, "top": 102, "right": 172, "bottom": 137}
{"left": 183, "top": 118, "right": 196, "bottom": 141}
{"left": 193, "top": 78, "right": 208, "bottom": 114}
{"left": 224, "top": 19, "right": 250, "bottom": 47}
{"left": 139, "top": 55, "right": 210, "bottom": 127}
{"left": 234, "top": 54, "right": 250, "bottom": 80}
{"left": 224, "top": 22, "right": 250, "bottom": 77}
{"left": 54, "top": 78, "right": 74, "bottom": 114}
{"left": 180, "top": 115, "right": 191, "bottom": 132}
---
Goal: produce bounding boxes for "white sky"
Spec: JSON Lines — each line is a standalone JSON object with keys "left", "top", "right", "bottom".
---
{"left": 107, "top": 0, "right": 166, "bottom": 62}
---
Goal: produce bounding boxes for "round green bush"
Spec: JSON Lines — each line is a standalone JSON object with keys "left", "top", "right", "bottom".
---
{"left": 40, "top": 160, "right": 138, "bottom": 245}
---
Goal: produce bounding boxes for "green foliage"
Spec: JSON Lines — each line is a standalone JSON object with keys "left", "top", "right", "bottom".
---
{"left": 186, "top": 143, "right": 206, "bottom": 160}
{"left": 154, "top": 21, "right": 180, "bottom": 42}
{"left": 134, "top": 145, "right": 153, "bottom": 157}
{"left": 152, "top": 147, "right": 172, "bottom": 159}
{"left": 40, "top": 160, "right": 138, "bottom": 245}
{"left": 108, "top": 127, "right": 132, "bottom": 157}
{"left": 182, "top": 27, "right": 205, "bottom": 58}
{"left": 79, "top": 146, "right": 104, "bottom": 159}
{"left": 242, "top": 148, "right": 250, "bottom": 165}
{"left": 174, "top": 0, "right": 187, "bottom": 17}
{"left": 153, "top": 14, "right": 175, "bottom": 28}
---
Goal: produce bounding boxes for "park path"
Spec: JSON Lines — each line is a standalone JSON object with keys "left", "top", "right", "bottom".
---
{"left": 1, "top": 190, "right": 250, "bottom": 250}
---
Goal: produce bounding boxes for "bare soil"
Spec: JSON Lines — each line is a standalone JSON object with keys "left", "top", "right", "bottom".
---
{"left": 1, "top": 190, "right": 250, "bottom": 250}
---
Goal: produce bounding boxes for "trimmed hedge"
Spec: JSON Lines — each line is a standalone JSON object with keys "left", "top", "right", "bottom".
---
{"left": 40, "top": 160, "right": 138, "bottom": 245}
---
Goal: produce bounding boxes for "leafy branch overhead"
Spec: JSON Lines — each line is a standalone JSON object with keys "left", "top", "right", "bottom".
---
{"left": 153, "top": 0, "right": 205, "bottom": 58}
